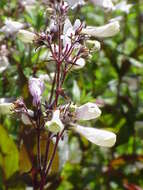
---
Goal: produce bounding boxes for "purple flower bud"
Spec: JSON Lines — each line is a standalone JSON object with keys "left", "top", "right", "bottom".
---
{"left": 29, "top": 77, "right": 45, "bottom": 106}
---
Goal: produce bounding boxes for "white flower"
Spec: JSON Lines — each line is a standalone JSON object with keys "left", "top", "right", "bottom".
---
{"left": 113, "top": 1, "right": 132, "bottom": 14}
{"left": 0, "top": 100, "right": 13, "bottom": 115}
{"left": 21, "top": 0, "right": 36, "bottom": 6}
{"left": 45, "top": 110, "right": 64, "bottom": 133}
{"left": 72, "top": 124, "right": 116, "bottom": 147}
{"left": 75, "top": 102, "right": 101, "bottom": 120}
{"left": 66, "top": 0, "right": 85, "bottom": 9}
{"left": 20, "top": 0, "right": 36, "bottom": 11}
{"left": 18, "top": 30, "right": 36, "bottom": 43}
{"left": 73, "top": 58, "right": 85, "bottom": 70}
{"left": 0, "top": 56, "right": 9, "bottom": 73}
{"left": 0, "top": 19, "right": 25, "bottom": 36}
{"left": 21, "top": 109, "right": 34, "bottom": 125}
{"left": 63, "top": 18, "right": 81, "bottom": 48}
{"left": 90, "top": 0, "right": 114, "bottom": 10}
{"left": 82, "top": 21, "right": 120, "bottom": 38}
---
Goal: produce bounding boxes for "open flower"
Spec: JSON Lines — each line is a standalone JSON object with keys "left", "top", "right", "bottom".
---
{"left": 75, "top": 102, "right": 101, "bottom": 120}
{"left": 21, "top": 109, "right": 34, "bottom": 125}
{"left": 66, "top": 0, "right": 85, "bottom": 9}
{"left": 0, "top": 45, "right": 9, "bottom": 73}
{"left": 63, "top": 18, "right": 81, "bottom": 48}
{"left": 0, "top": 19, "right": 25, "bottom": 36}
{"left": 73, "top": 58, "right": 85, "bottom": 70}
{"left": 29, "top": 77, "right": 45, "bottom": 106}
{"left": 90, "top": 0, "right": 114, "bottom": 10}
{"left": 0, "top": 56, "right": 9, "bottom": 73}
{"left": 45, "top": 110, "right": 64, "bottom": 133}
{"left": 72, "top": 124, "right": 116, "bottom": 147}
{"left": 18, "top": 30, "right": 36, "bottom": 43}
{"left": 82, "top": 21, "right": 120, "bottom": 38}
{"left": 113, "top": 1, "right": 132, "bottom": 14}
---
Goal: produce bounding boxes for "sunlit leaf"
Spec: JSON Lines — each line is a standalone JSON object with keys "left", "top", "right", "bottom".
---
{"left": 19, "top": 144, "right": 32, "bottom": 174}
{"left": 0, "top": 125, "right": 19, "bottom": 179}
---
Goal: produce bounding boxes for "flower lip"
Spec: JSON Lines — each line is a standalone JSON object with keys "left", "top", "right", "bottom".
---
{"left": 75, "top": 102, "right": 101, "bottom": 120}
{"left": 91, "top": 0, "right": 114, "bottom": 10}
{"left": 81, "top": 21, "right": 120, "bottom": 38}
{"left": 65, "top": 0, "right": 85, "bottom": 9}
{"left": 18, "top": 30, "right": 36, "bottom": 43}
{"left": 0, "top": 19, "right": 25, "bottom": 36}
{"left": 72, "top": 124, "right": 116, "bottom": 147}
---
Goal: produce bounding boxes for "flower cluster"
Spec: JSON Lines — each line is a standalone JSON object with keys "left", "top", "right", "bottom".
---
{"left": 0, "top": 0, "right": 128, "bottom": 188}
{"left": 0, "top": 0, "right": 121, "bottom": 152}
{"left": 15, "top": 0, "right": 119, "bottom": 147}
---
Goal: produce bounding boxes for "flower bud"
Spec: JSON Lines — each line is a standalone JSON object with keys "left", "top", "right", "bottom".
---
{"left": 29, "top": 77, "right": 45, "bottom": 106}
{"left": 73, "top": 58, "right": 85, "bottom": 70}
{"left": 72, "top": 124, "right": 116, "bottom": 147}
{"left": 86, "top": 40, "right": 101, "bottom": 52}
{"left": 45, "top": 110, "right": 64, "bottom": 133}
{"left": 75, "top": 102, "right": 101, "bottom": 120}
{"left": 18, "top": 30, "right": 36, "bottom": 43}
{"left": 21, "top": 109, "right": 34, "bottom": 125}
{"left": 81, "top": 21, "right": 120, "bottom": 38}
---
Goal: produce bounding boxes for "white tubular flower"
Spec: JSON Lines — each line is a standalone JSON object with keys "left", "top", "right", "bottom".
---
{"left": 114, "top": 1, "right": 132, "bottom": 14}
{"left": 45, "top": 110, "right": 64, "bottom": 133}
{"left": 75, "top": 102, "right": 101, "bottom": 120}
{"left": 21, "top": 0, "right": 36, "bottom": 6}
{"left": 82, "top": 21, "right": 120, "bottom": 38}
{"left": 21, "top": 109, "right": 34, "bottom": 125}
{"left": 66, "top": 0, "right": 85, "bottom": 9}
{"left": 0, "top": 19, "right": 25, "bottom": 36}
{"left": 73, "top": 58, "right": 85, "bottom": 70}
{"left": 0, "top": 102, "right": 13, "bottom": 115}
{"left": 18, "top": 30, "right": 36, "bottom": 43}
{"left": 90, "top": 0, "right": 114, "bottom": 10}
{"left": 0, "top": 56, "right": 9, "bottom": 73}
{"left": 72, "top": 124, "right": 116, "bottom": 147}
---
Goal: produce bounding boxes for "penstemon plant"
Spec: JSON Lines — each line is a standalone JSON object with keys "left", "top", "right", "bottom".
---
{"left": 0, "top": 0, "right": 123, "bottom": 189}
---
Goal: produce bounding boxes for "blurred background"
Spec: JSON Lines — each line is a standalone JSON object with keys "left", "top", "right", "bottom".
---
{"left": 0, "top": 0, "right": 143, "bottom": 189}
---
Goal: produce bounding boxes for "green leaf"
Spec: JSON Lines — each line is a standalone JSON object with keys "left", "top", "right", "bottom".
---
{"left": 0, "top": 125, "right": 19, "bottom": 179}
{"left": 19, "top": 144, "right": 32, "bottom": 174}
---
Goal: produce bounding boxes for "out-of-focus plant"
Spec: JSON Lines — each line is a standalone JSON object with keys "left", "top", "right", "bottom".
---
{"left": 0, "top": 0, "right": 143, "bottom": 190}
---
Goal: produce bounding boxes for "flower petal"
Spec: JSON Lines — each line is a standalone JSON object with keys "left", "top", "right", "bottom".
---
{"left": 73, "top": 58, "right": 85, "bottom": 70}
{"left": 66, "top": 0, "right": 85, "bottom": 9}
{"left": 73, "top": 124, "right": 116, "bottom": 147}
{"left": 82, "top": 21, "right": 120, "bottom": 38}
{"left": 75, "top": 102, "right": 101, "bottom": 120}
{"left": 18, "top": 30, "right": 36, "bottom": 43}
{"left": 91, "top": 0, "right": 114, "bottom": 10}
